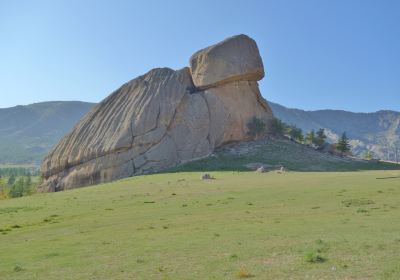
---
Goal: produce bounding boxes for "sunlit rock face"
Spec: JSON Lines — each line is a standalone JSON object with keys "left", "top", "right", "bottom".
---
{"left": 39, "top": 34, "right": 273, "bottom": 192}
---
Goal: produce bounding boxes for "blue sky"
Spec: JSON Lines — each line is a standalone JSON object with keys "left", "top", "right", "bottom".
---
{"left": 0, "top": 0, "right": 399, "bottom": 112}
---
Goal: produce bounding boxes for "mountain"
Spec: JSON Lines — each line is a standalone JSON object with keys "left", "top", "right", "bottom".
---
{"left": 1, "top": 99, "right": 398, "bottom": 165}
{"left": 269, "top": 102, "right": 400, "bottom": 161}
{"left": 0, "top": 101, "right": 95, "bottom": 164}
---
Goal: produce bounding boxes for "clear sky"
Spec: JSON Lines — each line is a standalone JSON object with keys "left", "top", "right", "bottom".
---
{"left": 1, "top": 0, "right": 399, "bottom": 112}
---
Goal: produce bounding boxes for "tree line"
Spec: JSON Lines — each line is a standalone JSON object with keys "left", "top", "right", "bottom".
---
{"left": 0, "top": 167, "right": 40, "bottom": 177}
{"left": 0, "top": 168, "right": 41, "bottom": 199}
{"left": 271, "top": 118, "right": 351, "bottom": 155}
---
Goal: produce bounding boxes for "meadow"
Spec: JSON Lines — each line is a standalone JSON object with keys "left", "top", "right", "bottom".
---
{"left": 1, "top": 170, "right": 400, "bottom": 279}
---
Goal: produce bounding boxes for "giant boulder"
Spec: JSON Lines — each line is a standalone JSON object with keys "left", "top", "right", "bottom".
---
{"left": 39, "top": 34, "right": 274, "bottom": 192}
{"left": 190, "top": 34, "right": 265, "bottom": 89}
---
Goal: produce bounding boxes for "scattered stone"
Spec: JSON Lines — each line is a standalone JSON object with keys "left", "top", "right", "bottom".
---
{"left": 256, "top": 166, "right": 267, "bottom": 173}
{"left": 201, "top": 173, "right": 213, "bottom": 180}
{"left": 277, "top": 166, "right": 285, "bottom": 173}
{"left": 246, "top": 162, "right": 274, "bottom": 171}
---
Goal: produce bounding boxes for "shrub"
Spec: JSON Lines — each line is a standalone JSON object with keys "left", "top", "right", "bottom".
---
{"left": 247, "top": 117, "right": 266, "bottom": 138}
{"left": 13, "top": 265, "right": 23, "bottom": 272}
{"left": 236, "top": 267, "right": 254, "bottom": 278}
{"left": 9, "top": 183, "right": 24, "bottom": 198}
{"left": 271, "top": 118, "right": 286, "bottom": 135}
{"left": 286, "top": 125, "right": 304, "bottom": 143}
{"left": 304, "top": 251, "right": 326, "bottom": 263}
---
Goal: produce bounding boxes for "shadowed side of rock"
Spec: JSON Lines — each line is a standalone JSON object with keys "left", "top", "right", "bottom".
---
{"left": 39, "top": 34, "right": 274, "bottom": 192}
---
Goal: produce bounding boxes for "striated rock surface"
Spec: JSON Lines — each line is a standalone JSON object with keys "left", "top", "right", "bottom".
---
{"left": 39, "top": 34, "right": 274, "bottom": 192}
{"left": 190, "top": 34, "right": 264, "bottom": 89}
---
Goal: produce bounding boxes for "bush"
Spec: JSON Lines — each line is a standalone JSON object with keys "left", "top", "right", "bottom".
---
{"left": 8, "top": 177, "right": 32, "bottom": 198}
{"left": 247, "top": 117, "right": 266, "bottom": 138}
{"left": 271, "top": 118, "right": 285, "bottom": 135}
{"left": 286, "top": 125, "right": 304, "bottom": 143}
{"left": 9, "top": 184, "right": 24, "bottom": 198}
{"left": 236, "top": 267, "right": 254, "bottom": 278}
{"left": 304, "top": 251, "right": 326, "bottom": 263}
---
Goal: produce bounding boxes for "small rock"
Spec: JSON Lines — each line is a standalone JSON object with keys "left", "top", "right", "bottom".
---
{"left": 201, "top": 173, "right": 213, "bottom": 180}
{"left": 256, "top": 166, "right": 267, "bottom": 173}
{"left": 246, "top": 162, "right": 274, "bottom": 171}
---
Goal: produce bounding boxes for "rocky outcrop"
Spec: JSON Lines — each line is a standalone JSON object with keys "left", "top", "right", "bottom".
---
{"left": 39, "top": 34, "right": 274, "bottom": 192}
{"left": 190, "top": 34, "right": 264, "bottom": 89}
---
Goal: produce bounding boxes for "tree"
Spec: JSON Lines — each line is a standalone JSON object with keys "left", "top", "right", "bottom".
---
{"left": 305, "top": 130, "right": 316, "bottom": 145}
{"left": 287, "top": 126, "right": 304, "bottom": 143}
{"left": 336, "top": 132, "right": 351, "bottom": 156}
{"left": 314, "top": 128, "right": 327, "bottom": 147}
{"left": 0, "top": 178, "right": 7, "bottom": 199}
{"left": 26, "top": 173, "right": 32, "bottom": 186}
{"left": 392, "top": 141, "right": 399, "bottom": 163}
{"left": 7, "top": 174, "right": 16, "bottom": 186}
{"left": 247, "top": 117, "right": 266, "bottom": 138}
{"left": 9, "top": 177, "right": 25, "bottom": 198}
{"left": 297, "top": 131, "right": 305, "bottom": 144}
{"left": 271, "top": 118, "right": 286, "bottom": 136}
{"left": 362, "top": 150, "right": 374, "bottom": 160}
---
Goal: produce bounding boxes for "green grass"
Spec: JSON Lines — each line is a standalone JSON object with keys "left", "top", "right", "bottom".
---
{"left": 168, "top": 139, "right": 400, "bottom": 172}
{"left": 1, "top": 170, "right": 400, "bottom": 279}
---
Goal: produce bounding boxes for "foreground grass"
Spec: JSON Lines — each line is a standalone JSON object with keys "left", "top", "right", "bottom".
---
{"left": 1, "top": 171, "right": 400, "bottom": 279}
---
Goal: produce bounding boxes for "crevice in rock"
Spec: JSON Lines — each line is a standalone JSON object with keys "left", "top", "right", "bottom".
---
{"left": 190, "top": 72, "right": 263, "bottom": 92}
{"left": 129, "top": 116, "right": 136, "bottom": 176}
{"left": 199, "top": 92, "right": 212, "bottom": 147}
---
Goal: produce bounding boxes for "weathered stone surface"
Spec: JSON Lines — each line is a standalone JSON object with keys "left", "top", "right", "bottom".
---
{"left": 201, "top": 81, "right": 272, "bottom": 145}
{"left": 190, "top": 34, "right": 264, "bottom": 89}
{"left": 39, "top": 34, "right": 274, "bottom": 192}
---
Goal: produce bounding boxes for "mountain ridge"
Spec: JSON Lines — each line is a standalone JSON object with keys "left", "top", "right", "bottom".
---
{"left": 268, "top": 101, "right": 400, "bottom": 161}
{"left": 0, "top": 100, "right": 399, "bottom": 164}
{"left": 0, "top": 101, "right": 96, "bottom": 164}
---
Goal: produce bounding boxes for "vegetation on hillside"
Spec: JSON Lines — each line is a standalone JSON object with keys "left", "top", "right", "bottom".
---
{"left": 269, "top": 101, "right": 400, "bottom": 161}
{"left": 246, "top": 117, "right": 267, "bottom": 138}
{"left": 271, "top": 118, "right": 326, "bottom": 147}
{"left": 336, "top": 132, "right": 352, "bottom": 156}
{"left": 171, "top": 138, "right": 399, "bottom": 173}
{"left": 0, "top": 167, "right": 40, "bottom": 199}
{"left": 0, "top": 101, "right": 95, "bottom": 164}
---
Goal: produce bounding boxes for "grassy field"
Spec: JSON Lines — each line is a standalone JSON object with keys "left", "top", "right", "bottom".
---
{"left": 1, "top": 170, "right": 400, "bottom": 279}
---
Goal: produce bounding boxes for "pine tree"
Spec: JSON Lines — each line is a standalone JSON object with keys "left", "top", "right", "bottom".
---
{"left": 362, "top": 150, "right": 374, "bottom": 160}
{"left": 7, "top": 174, "right": 16, "bottom": 186}
{"left": 314, "top": 128, "right": 327, "bottom": 147}
{"left": 336, "top": 132, "right": 351, "bottom": 156}
{"left": 306, "top": 130, "right": 316, "bottom": 145}
{"left": 271, "top": 118, "right": 286, "bottom": 136}
{"left": 26, "top": 173, "right": 32, "bottom": 186}
{"left": 0, "top": 177, "right": 7, "bottom": 199}
{"left": 288, "top": 126, "right": 304, "bottom": 143}
{"left": 9, "top": 177, "right": 25, "bottom": 198}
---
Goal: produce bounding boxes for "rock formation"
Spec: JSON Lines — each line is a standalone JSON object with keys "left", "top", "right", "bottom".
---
{"left": 39, "top": 34, "right": 274, "bottom": 192}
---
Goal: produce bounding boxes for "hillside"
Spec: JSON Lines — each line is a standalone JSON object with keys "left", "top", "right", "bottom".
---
{"left": 0, "top": 101, "right": 95, "bottom": 164}
{"left": 170, "top": 138, "right": 399, "bottom": 172}
{"left": 1, "top": 170, "right": 400, "bottom": 279}
{"left": 269, "top": 102, "right": 400, "bottom": 161}
{"left": 1, "top": 100, "right": 399, "bottom": 166}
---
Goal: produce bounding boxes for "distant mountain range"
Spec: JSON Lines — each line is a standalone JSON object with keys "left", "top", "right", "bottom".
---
{"left": 0, "top": 100, "right": 398, "bottom": 165}
{"left": 0, "top": 101, "right": 95, "bottom": 164}
{"left": 269, "top": 102, "right": 400, "bottom": 161}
